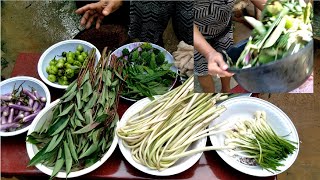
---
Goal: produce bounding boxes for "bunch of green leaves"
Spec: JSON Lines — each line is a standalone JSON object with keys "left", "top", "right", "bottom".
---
{"left": 231, "top": 0, "right": 313, "bottom": 69}
{"left": 118, "top": 42, "right": 176, "bottom": 100}
{"left": 26, "top": 48, "right": 124, "bottom": 179}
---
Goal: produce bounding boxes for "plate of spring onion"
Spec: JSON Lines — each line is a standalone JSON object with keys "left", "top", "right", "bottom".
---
{"left": 209, "top": 97, "right": 299, "bottom": 177}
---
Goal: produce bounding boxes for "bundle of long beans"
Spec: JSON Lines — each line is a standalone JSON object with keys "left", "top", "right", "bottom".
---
{"left": 27, "top": 48, "right": 124, "bottom": 178}
{"left": 117, "top": 76, "right": 230, "bottom": 171}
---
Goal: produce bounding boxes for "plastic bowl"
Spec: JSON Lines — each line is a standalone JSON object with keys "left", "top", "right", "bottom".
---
{"left": 0, "top": 76, "right": 51, "bottom": 136}
{"left": 26, "top": 99, "right": 119, "bottom": 178}
{"left": 110, "top": 42, "right": 178, "bottom": 102}
{"left": 38, "top": 39, "right": 101, "bottom": 89}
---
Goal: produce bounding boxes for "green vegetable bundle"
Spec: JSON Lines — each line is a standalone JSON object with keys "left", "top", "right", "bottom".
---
{"left": 224, "top": 111, "right": 297, "bottom": 172}
{"left": 232, "top": 0, "right": 313, "bottom": 69}
{"left": 27, "top": 48, "right": 124, "bottom": 178}
{"left": 118, "top": 42, "right": 176, "bottom": 100}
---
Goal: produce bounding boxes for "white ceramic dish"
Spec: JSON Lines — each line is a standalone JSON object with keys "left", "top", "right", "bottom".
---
{"left": 110, "top": 42, "right": 178, "bottom": 102}
{"left": 26, "top": 99, "right": 118, "bottom": 178}
{"left": 209, "top": 97, "right": 299, "bottom": 177}
{"left": 117, "top": 96, "right": 206, "bottom": 176}
{"left": 0, "top": 76, "right": 51, "bottom": 137}
{"left": 38, "top": 39, "right": 101, "bottom": 89}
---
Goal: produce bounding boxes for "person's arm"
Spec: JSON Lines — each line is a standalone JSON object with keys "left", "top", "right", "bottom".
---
{"left": 75, "top": 0, "right": 123, "bottom": 29}
{"left": 250, "top": 0, "right": 267, "bottom": 11}
{"left": 194, "top": 25, "right": 233, "bottom": 77}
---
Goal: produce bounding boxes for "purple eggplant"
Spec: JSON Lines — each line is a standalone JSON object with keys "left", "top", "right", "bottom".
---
{"left": 40, "top": 97, "right": 47, "bottom": 103}
{"left": 13, "top": 114, "right": 24, "bottom": 122}
{"left": 1, "top": 114, "right": 7, "bottom": 124}
{"left": 1, "top": 106, "right": 9, "bottom": 115}
{"left": 32, "top": 101, "right": 39, "bottom": 111}
{"left": 33, "top": 90, "right": 40, "bottom": 98}
{"left": 14, "top": 102, "right": 22, "bottom": 115}
{"left": 2, "top": 110, "right": 9, "bottom": 117}
{"left": 24, "top": 111, "right": 30, "bottom": 116}
{"left": 1, "top": 123, "right": 20, "bottom": 131}
{"left": 33, "top": 91, "right": 46, "bottom": 102}
{"left": 0, "top": 95, "right": 13, "bottom": 101}
{"left": 7, "top": 108, "right": 14, "bottom": 123}
{"left": 28, "top": 98, "right": 34, "bottom": 107}
{"left": 39, "top": 102, "right": 45, "bottom": 110}
{"left": 22, "top": 112, "right": 38, "bottom": 123}
{"left": 22, "top": 89, "right": 37, "bottom": 101}
{"left": 34, "top": 102, "right": 44, "bottom": 113}
{"left": 18, "top": 110, "right": 24, "bottom": 115}
{"left": 8, "top": 103, "right": 33, "bottom": 112}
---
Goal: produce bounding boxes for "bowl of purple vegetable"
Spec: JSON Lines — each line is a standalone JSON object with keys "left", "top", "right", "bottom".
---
{"left": 0, "top": 76, "right": 51, "bottom": 136}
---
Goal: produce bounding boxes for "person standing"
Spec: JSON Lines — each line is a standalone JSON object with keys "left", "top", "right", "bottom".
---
{"left": 194, "top": 0, "right": 266, "bottom": 92}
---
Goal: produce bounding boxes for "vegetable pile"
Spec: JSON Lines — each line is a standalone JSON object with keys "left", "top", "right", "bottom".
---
{"left": 46, "top": 45, "right": 89, "bottom": 85}
{"left": 117, "top": 76, "right": 297, "bottom": 172}
{"left": 223, "top": 111, "right": 297, "bottom": 172}
{"left": 27, "top": 48, "right": 123, "bottom": 178}
{"left": 231, "top": 0, "right": 313, "bottom": 69}
{"left": 116, "top": 42, "right": 176, "bottom": 100}
{"left": 117, "top": 76, "right": 230, "bottom": 170}
{"left": 1, "top": 83, "right": 47, "bottom": 132}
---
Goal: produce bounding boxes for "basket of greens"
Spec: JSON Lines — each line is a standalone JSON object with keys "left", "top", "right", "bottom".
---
{"left": 226, "top": 0, "right": 313, "bottom": 93}
{"left": 112, "top": 42, "right": 178, "bottom": 101}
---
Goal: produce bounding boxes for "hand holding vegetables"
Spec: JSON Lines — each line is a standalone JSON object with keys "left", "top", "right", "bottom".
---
{"left": 1, "top": 83, "right": 47, "bottom": 132}
{"left": 231, "top": 0, "right": 313, "bottom": 69}
{"left": 172, "top": 41, "right": 194, "bottom": 77}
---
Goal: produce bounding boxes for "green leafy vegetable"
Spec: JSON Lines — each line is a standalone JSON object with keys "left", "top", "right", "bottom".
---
{"left": 27, "top": 48, "right": 123, "bottom": 178}
{"left": 118, "top": 42, "right": 176, "bottom": 100}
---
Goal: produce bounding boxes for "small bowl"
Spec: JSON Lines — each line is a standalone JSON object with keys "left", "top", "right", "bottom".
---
{"left": 26, "top": 99, "right": 119, "bottom": 178}
{"left": 38, "top": 39, "right": 101, "bottom": 89}
{"left": 110, "top": 42, "right": 178, "bottom": 102}
{"left": 0, "top": 76, "right": 51, "bottom": 137}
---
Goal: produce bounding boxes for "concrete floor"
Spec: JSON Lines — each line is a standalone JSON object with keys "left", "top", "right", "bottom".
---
{"left": 259, "top": 49, "right": 320, "bottom": 180}
{"left": 1, "top": 1, "right": 320, "bottom": 180}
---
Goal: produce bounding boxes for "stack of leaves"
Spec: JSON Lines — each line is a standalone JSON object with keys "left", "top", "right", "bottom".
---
{"left": 117, "top": 42, "right": 176, "bottom": 100}
{"left": 26, "top": 47, "right": 124, "bottom": 178}
{"left": 231, "top": 0, "right": 313, "bottom": 69}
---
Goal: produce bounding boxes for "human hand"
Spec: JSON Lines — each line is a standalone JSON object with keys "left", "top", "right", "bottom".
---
{"left": 75, "top": 0, "right": 123, "bottom": 29}
{"left": 205, "top": 51, "right": 234, "bottom": 77}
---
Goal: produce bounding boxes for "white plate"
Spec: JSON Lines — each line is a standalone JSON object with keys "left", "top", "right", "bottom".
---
{"left": 0, "top": 76, "right": 51, "bottom": 137}
{"left": 110, "top": 42, "right": 178, "bottom": 102}
{"left": 117, "top": 96, "right": 207, "bottom": 176}
{"left": 26, "top": 99, "right": 118, "bottom": 178}
{"left": 209, "top": 97, "right": 299, "bottom": 177}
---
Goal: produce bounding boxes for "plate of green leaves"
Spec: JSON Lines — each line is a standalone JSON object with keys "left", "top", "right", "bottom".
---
{"left": 111, "top": 42, "right": 178, "bottom": 101}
